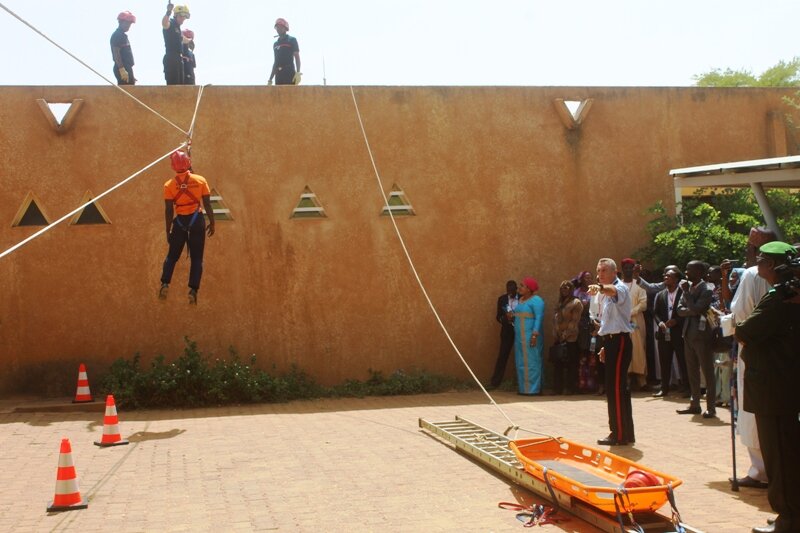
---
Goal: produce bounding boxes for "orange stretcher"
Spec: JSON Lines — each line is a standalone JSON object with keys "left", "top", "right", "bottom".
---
{"left": 510, "top": 437, "right": 682, "bottom": 514}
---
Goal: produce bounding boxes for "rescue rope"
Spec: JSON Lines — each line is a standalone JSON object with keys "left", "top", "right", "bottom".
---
{"left": 0, "top": 144, "right": 186, "bottom": 261}
{"left": 349, "top": 87, "right": 554, "bottom": 440}
{"left": 0, "top": 2, "right": 188, "bottom": 136}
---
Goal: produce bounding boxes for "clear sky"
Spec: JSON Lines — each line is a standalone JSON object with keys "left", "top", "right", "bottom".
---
{"left": 0, "top": 0, "right": 798, "bottom": 87}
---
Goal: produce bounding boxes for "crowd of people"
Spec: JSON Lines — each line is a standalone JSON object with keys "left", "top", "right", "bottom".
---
{"left": 490, "top": 227, "right": 800, "bottom": 533}
{"left": 110, "top": 4, "right": 301, "bottom": 86}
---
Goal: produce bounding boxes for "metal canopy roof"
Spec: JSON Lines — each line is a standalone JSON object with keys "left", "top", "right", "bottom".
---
{"left": 670, "top": 155, "right": 800, "bottom": 188}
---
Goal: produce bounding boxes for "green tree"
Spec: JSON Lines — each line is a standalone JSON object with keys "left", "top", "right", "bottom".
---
{"left": 637, "top": 188, "right": 800, "bottom": 272}
{"left": 693, "top": 57, "right": 800, "bottom": 87}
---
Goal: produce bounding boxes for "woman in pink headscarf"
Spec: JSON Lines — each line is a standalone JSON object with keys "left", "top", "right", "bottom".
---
{"left": 512, "top": 276, "right": 545, "bottom": 395}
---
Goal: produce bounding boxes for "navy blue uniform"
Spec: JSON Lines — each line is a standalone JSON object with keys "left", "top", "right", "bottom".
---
{"left": 163, "top": 18, "right": 183, "bottom": 85}
{"left": 110, "top": 28, "right": 135, "bottom": 85}
{"left": 182, "top": 44, "right": 196, "bottom": 85}
{"left": 273, "top": 35, "right": 299, "bottom": 85}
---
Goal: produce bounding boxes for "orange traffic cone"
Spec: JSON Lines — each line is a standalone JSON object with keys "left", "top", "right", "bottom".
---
{"left": 94, "top": 395, "right": 129, "bottom": 447}
{"left": 47, "top": 438, "right": 88, "bottom": 512}
{"left": 72, "top": 363, "right": 93, "bottom": 403}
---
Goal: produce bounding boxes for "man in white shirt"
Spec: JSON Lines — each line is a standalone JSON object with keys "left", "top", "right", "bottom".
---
{"left": 725, "top": 227, "right": 776, "bottom": 489}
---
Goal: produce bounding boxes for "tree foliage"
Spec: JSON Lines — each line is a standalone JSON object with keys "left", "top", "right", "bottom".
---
{"left": 636, "top": 188, "right": 800, "bottom": 272}
{"left": 693, "top": 57, "right": 800, "bottom": 87}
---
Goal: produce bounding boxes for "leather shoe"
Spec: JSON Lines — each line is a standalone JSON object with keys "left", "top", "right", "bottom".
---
{"left": 702, "top": 410, "right": 717, "bottom": 419}
{"left": 652, "top": 390, "right": 668, "bottom": 398}
{"left": 751, "top": 524, "right": 775, "bottom": 533}
{"left": 730, "top": 476, "right": 768, "bottom": 489}
{"left": 597, "top": 436, "right": 632, "bottom": 446}
{"left": 676, "top": 406, "right": 701, "bottom": 415}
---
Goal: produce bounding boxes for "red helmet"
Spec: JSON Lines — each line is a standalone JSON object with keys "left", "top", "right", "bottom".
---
{"left": 623, "top": 470, "right": 661, "bottom": 488}
{"left": 182, "top": 29, "right": 194, "bottom": 39}
{"left": 274, "top": 18, "right": 289, "bottom": 30}
{"left": 171, "top": 150, "right": 192, "bottom": 173}
{"left": 117, "top": 11, "right": 136, "bottom": 23}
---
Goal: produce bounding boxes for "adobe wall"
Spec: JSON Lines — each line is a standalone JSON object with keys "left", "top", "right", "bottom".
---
{"left": 0, "top": 85, "right": 795, "bottom": 394}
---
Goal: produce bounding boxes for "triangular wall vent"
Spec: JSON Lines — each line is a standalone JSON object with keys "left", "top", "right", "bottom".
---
{"left": 36, "top": 98, "right": 84, "bottom": 133}
{"left": 291, "top": 186, "right": 327, "bottom": 218}
{"left": 71, "top": 192, "right": 111, "bottom": 225}
{"left": 209, "top": 188, "right": 233, "bottom": 221}
{"left": 12, "top": 192, "right": 49, "bottom": 227}
{"left": 553, "top": 98, "right": 593, "bottom": 130}
{"left": 381, "top": 184, "right": 415, "bottom": 216}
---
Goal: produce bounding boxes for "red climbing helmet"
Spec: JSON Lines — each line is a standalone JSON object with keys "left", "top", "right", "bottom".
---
{"left": 182, "top": 29, "right": 194, "bottom": 40}
{"left": 274, "top": 18, "right": 289, "bottom": 30}
{"left": 170, "top": 150, "right": 192, "bottom": 173}
{"left": 117, "top": 11, "right": 136, "bottom": 23}
{"left": 623, "top": 470, "right": 661, "bottom": 488}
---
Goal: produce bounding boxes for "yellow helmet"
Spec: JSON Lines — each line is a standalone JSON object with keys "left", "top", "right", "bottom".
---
{"left": 173, "top": 5, "right": 190, "bottom": 18}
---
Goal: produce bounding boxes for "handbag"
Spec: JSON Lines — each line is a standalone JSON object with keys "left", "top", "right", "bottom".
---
{"left": 720, "top": 313, "right": 735, "bottom": 337}
{"left": 549, "top": 342, "right": 569, "bottom": 364}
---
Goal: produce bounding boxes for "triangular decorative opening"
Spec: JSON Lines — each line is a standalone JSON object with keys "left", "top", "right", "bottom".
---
{"left": 36, "top": 98, "right": 84, "bottom": 133}
{"left": 291, "top": 186, "right": 327, "bottom": 219}
{"left": 553, "top": 98, "right": 593, "bottom": 130}
{"left": 12, "top": 192, "right": 50, "bottom": 227}
{"left": 71, "top": 191, "right": 111, "bottom": 225}
{"left": 208, "top": 188, "right": 233, "bottom": 221}
{"left": 381, "top": 184, "right": 415, "bottom": 216}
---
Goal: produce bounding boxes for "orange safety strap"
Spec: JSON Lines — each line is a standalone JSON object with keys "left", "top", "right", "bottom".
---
{"left": 172, "top": 173, "right": 202, "bottom": 210}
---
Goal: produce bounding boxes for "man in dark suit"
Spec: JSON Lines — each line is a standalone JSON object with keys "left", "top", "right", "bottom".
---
{"left": 676, "top": 260, "right": 717, "bottom": 418}
{"left": 736, "top": 242, "right": 800, "bottom": 533}
{"left": 653, "top": 268, "right": 688, "bottom": 397}
{"left": 489, "top": 280, "right": 518, "bottom": 388}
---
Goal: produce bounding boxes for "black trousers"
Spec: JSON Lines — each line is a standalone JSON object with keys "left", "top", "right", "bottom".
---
{"left": 602, "top": 333, "right": 635, "bottom": 442}
{"left": 552, "top": 341, "right": 579, "bottom": 394}
{"left": 755, "top": 412, "right": 800, "bottom": 531}
{"left": 113, "top": 65, "right": 135, "bottom": 85}
{"left": 160, "top": 214, "right": 206, "bottom": 290}
{"left": 657, "top": 336, "right": 687, "bottom": 393}
{"left": 490, "top": 325, "right": 514, "bottom": 387}
{"left": 275, "top": 65, "right": 296, "bottom": 85}
{"left": 164, "top": 54, "right": 184, "bottom": 85}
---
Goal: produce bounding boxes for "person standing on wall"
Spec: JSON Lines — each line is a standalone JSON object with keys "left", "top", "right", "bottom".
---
{"left": 489, "top": 280, "right": 518, "bottom": 389}
{"left": 588, "top": 258, "right": 635, "bottom": 446}
{"left": 268, "top": 18, "right": 301, "bottom": 86}
{"left": 181, "top": 29, "right": 196, "bottom": 85}
{"left": 162, "top": 3, "right": 190, "bottom": 85}
{"left": 735, "top": 242, "right": 800, "bottom": 533}
{"left": 111, "top": 11, "right": 136, "bottom": 85}
{"left": 159, "top": 150, "right": 215, "bottom": 305}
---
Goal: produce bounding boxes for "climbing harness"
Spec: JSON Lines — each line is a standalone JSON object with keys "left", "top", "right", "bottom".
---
{"left": 613, "top": 488, "right": 645, "bottom": 533}
{"left": 498, "top": 466, "right": 568, "bottom": 527}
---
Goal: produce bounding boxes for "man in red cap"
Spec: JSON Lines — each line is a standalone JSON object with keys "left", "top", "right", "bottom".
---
{"left": 159, "top": 150, "right": 215, "bottom": 305}
{"left": 268, "top": 18, "right": 301, "bottom": 85}
{"left": 110, "top": 11, "right": 136, "bottom": 85}
{"left": 181, "top": 29, "right": 196, "bottom": 85}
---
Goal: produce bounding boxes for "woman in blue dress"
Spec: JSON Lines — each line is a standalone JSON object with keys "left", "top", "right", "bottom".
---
{"left": 513, "top": 277, "right": 545, "bottom": 394}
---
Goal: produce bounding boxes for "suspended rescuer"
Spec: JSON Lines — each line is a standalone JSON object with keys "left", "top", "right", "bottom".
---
{"left": 268, "top": 18, "right": 301, "bottom": 85}
{"left": 159, "top": 150, "right": 215, "bottom": 305}
{"left": 162, "top": 3, "right": 191, "bottom": 85}
{"left": 110, "top": 11, "right": 136, "bottom": 85}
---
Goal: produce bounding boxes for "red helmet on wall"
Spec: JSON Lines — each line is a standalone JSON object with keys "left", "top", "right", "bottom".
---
{"left": 171, "top": 150, "right": 192, "bottom": 173}
{"left": 117, "top": 11, "right": 136, "bottom": 23}
{"left": 274, "top": 18, "right": 289, "bottom": 30}
{"left": 622, "top": 470, "right": 661, "bottom": 488}
{"left": 182, "top": 29, "right": 194, "bottom": 40}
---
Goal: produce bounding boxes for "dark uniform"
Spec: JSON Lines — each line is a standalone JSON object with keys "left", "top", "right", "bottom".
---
{"left": 163, "top": 18, "right": 184, "bottom": 85}
{"left": 110, "top": 28, "right": 135, "bottom": 85}
{"left": 272, "top": 34, "right": 299, "bottom": 85}
{"left": 490, "top": 292, "right": 516, "bottom": 388}
{"left": 737, "top": 289, "right": 800, "bottom": 532}
{"left": 182, "top": 43, "right": 196, "bottom": 85}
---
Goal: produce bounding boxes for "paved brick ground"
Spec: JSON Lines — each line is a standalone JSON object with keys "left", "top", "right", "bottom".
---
{"left": 0, "top": 390, "right": 772, "bottom": 532}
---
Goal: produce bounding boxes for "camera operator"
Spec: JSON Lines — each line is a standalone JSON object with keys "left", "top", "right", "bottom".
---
{"left": 735, "top": 241, "right": 800, "bottom": 533}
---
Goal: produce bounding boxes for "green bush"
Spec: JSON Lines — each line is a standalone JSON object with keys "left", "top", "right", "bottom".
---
{"left": 99, "top": 338, "right": 472, "bottom": 409}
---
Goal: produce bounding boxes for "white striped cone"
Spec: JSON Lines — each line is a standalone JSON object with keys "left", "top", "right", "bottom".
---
{"left": 47, "top": 438, "right": 88, "bottom": 512}
{"left": 72, "top": 363, "right": 93, "bottom": 403}
{"left": 94, "top": 395, "right": 129, "bottom": 447}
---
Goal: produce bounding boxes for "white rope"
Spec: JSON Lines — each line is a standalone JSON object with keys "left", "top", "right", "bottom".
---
{"left": 0, "top": 143, "right": 185, "bottom": 260}
{"left": 348, "top": 86, "right": 532, "bottom": 432}
{"left": 0, "top": 2, "right": 188, "bottom": 136}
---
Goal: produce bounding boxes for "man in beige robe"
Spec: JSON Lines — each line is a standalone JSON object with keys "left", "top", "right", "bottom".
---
{"left": 621, "top": 258, "right": 648, "bottom": 389}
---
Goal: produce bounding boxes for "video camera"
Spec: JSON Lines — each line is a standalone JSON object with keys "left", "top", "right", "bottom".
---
{"left": 773, "top": 252, "right": 800, "bottom": 300}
